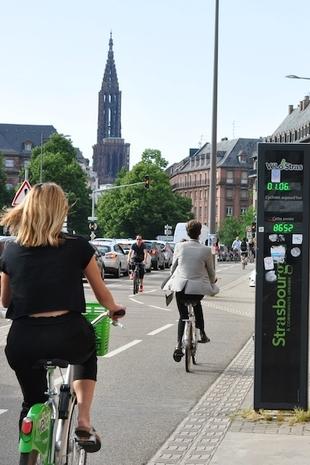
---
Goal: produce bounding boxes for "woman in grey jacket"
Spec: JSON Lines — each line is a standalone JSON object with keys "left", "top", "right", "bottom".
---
{"left": 163, "top": 220, "right": 217, "bottom": 361}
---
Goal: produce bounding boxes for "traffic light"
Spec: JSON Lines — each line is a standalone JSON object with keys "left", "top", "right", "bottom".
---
{"left": 144, "top": 175, "right": 150, "bottom": 189}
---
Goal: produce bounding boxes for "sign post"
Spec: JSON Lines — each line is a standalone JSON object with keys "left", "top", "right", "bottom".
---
{"left": 12, "top": 180, "right": 32, "bottom": 206}
{"left": 254, "top": 143, "right": 310, "bottom": 410}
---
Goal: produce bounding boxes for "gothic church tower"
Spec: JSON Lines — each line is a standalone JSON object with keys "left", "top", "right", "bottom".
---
{"left": 93, "top": 33, "right": 130, "bottom": 185}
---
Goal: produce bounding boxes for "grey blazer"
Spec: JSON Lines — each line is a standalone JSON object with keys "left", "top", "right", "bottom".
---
{"left": 163, "top": 239, "right": 216, "bottom": 295}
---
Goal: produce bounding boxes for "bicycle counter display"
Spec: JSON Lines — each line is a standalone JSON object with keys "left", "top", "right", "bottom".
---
{"left": 254, "top": 143, "right": 310, "bottom": 410}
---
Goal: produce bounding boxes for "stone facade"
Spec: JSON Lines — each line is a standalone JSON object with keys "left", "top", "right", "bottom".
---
{"left": 168, "top": 138, "right": 260, "bottom": 228}
{"left": 93, "top": 34, "right": 130, "bottom": 185}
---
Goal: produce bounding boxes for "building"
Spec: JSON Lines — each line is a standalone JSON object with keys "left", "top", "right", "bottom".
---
{"left": 267, "top": 95, "right": 310, "bottom": 143}
{"left": 92, "top": 34, "right": 130, "bottom": 185}
{"left": 168, "top": 138, "right": 260, "bottom": 228}
{"left": 0, "top": 123, "right": 56, "bottom": 188}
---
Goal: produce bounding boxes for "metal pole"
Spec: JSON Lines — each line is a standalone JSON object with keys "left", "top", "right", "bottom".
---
{"left": 39, "top": 133, "right": 43, "bottom": 183}
{"left": 208, "top": 0, "right": 219, "bottom": 236}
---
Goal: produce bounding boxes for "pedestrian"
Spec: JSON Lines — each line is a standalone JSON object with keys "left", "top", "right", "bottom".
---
{"left": 163, "top": 220, "right": 218, "bottom": 361}
{"left": 0, "top": 182, "right": 125, "bottom": 451}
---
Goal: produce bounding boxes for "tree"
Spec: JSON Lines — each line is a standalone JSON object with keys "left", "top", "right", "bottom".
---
{"left": 28, "top": 134, "right": 91, "bottom": 235}
{"left": 97, "top": 149, "right": 193, "bottom": 238}
{"left": 0, "top": 153, "right": 14, "bottom": 209}
{"left": 218, "top": 206, "right": 256, "bottom": 247}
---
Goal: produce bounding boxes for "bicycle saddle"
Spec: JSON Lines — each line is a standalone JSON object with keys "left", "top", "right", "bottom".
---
{"left": 34, "top": 359, "right": 69, "bottom": 369}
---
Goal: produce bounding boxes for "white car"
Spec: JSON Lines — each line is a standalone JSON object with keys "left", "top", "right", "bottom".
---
{"left": 249, "top": 269, "right": 256, "bottom": 287}
{"left": 91, "top": 240, "right": 128, "bottom": 278}
{"left": 115, "top": 239, "right": 152, "bottom": 273}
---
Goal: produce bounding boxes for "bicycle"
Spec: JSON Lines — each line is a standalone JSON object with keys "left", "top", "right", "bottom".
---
{"left": 174, "top": 299, "right": 199, "bottom": 373}
{"left": 241, "top": 252, "right": 248, "bottom": 269}
{"left": 131, "top": 262, "right": 144, "bottom": 294}
{"left": 17, "top": 304, "right": 125, "bottom": 465}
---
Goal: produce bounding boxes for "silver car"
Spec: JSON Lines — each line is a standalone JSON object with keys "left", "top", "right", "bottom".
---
{"left": 91, "top": 240, "right": 128, "bottom": 278}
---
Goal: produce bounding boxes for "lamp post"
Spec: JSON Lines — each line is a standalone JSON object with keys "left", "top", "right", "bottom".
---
{"left": 208, "top": 0, "right": 219, "bottom": 239}
{"left": 285, "top": 74, "right": 310, "bottom": 80}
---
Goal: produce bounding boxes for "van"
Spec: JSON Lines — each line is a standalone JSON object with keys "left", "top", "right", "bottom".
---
{"left": 173, "top": 223, "right": 209, "bottom": 244}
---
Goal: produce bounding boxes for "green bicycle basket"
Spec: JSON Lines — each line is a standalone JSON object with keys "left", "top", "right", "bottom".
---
{"left": 83, "top": 303, "right": 111, "bottom": 356}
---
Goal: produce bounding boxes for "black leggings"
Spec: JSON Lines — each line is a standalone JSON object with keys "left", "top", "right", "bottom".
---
{"left": 5, "top": 312, "right": 97, "bottom": 429}
{"left": 175, "top": 291, "right": 204, "bottom": 344}
{"left": 130, "top": 261, "right": 145, "bottom": 280}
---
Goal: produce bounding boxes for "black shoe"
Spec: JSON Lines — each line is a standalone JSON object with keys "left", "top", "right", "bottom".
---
{"left": 173, "top": 347, "right": 183, "bottom": 362}
{"left": 198, "top": 331, "right": 210, "bottom": 343}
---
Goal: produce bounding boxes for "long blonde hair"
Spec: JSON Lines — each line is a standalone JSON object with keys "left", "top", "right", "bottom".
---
{"left": 0, "top": 182, "right": 69, "bottom": 247}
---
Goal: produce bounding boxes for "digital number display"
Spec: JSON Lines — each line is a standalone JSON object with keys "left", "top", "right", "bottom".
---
{"left": 272, "top": 223, "right": 294, "bottom": 233}
{"left": 266, "top": 182, "right": 290, "bottom": 191}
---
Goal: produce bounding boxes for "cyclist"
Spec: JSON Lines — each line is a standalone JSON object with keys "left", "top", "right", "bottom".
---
{"left": 128, "top": 235, "right": 148, "bottom": 292}
{"left": 0, "top": 182, "right": 125, "bottom": 452}
{"left": 163, "top": 220, "right": 217, "bottom": 361}
{"left": 231, "top": 236, "right": 241, "bottom": 260}
{"left": 240, "top": 237, "right": 248, "bottom": 266}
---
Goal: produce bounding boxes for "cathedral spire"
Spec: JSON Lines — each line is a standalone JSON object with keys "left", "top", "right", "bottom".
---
{"left": 97, "top": 34, "right": 121, "bottom": 141}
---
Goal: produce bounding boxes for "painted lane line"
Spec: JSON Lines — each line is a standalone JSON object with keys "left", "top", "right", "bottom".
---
{"left": 104, "top": 340, "right": 142, "bottom": 358}
{"left": 129, "top": 297, "right": 144, "bottom": 304}
{"left": 143, "top": 289, "right": 157, "bottom": 294}
{"left": 148, "top": 305, "right": 172, "bottom": 312}
{"left": 147, "top": 324, "right": 174, "bottom": 336}
{"left": 0, "top": 409, "right": 7, "bottom": 416}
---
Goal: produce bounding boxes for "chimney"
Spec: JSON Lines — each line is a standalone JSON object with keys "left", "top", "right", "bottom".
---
{"left": 300, "top": 101, "right": 303, "bottom": 111}
{"left": 288, "top": 104, "right": 294, "bottom": 114}
{"left": 304, "top": 96, "right": 310, "bottom": 110}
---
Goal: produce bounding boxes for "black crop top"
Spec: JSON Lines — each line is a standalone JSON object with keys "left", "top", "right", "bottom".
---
{"left": 0, "top": 235, "right": 94, "bottom": 320}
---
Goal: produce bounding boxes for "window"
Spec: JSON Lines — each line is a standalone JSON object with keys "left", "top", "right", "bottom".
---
{"left": 241, "top": 172, "right": 248, "bottom": 184}
{"left": 5, "top": 159, "right": 14, "bottom": 168}
{"left": 226, "top": 171, "right": 233, "bottom": 183}
{"left": 240, "top": 207, "right": 247, "bottom": 215}
{"left": 240, "top": 190, "right": 248, "bottom": 200}
{"left": 24, "top": 142, "right": 32, "bottom": 151}
{"left": 226, "top": 189, "right": 233, "bottom": 199}
{"left": 226, "top": 206, "right": 233, "bottom": 216}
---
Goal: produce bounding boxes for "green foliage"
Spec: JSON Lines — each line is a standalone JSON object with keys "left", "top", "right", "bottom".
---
{"left": 218, "top": 206, "right": 256, "bottom": 247}
{"left": 97, "top": 149, "right": 193, "bottom": 238}
{"left": 0, "top": 153, "right": 14, "bottom": 209}
{"left": 28, "top": 134, "right": 91, "bottom": 235}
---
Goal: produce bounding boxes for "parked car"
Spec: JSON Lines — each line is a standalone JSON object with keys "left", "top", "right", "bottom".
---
{"left": 217, "top": 245, "right": 229, "bottom": 262}
{"left": 90, "top": 244, "right": 105, "bottom": 280}
{"left": 91, "top": 240, "right": 128, "bottom": 278}
{"left": 157, "top": 241, "right": 174, "bottom": 268}
{"left": 144, "top": 240, "right": 165, "bottom": 270}
{"left": 115, "top": 239, "right": 152, "bottom": 273}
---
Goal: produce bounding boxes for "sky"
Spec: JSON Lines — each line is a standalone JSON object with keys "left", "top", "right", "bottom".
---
{"left": 1, "top": 0, "right": 310, "bottom": 169}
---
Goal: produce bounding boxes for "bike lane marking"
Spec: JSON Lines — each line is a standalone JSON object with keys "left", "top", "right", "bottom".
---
{"left": 147, "top": 324, "right": 174, "bottom": 336}
{"left": 104, "top": 339, "right": 142, "bottom": 358}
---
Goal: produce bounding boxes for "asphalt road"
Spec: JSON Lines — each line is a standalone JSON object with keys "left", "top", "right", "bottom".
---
{"left": 0, "top": 261, "right": 255, "bottom": 465}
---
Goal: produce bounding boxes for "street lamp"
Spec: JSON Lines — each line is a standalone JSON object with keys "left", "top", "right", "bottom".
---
{"left": 285, "top": 75, "right": 310, "bottom": 80}
{"left": 208, "top": 0, "right": 219, "bottom": 238}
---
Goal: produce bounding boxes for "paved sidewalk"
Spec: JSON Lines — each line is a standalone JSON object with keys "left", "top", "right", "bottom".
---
{"left": 147, "top": 270, "right": 310, "bottom": 465}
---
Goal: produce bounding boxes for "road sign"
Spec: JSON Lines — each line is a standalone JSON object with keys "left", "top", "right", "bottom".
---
{"left": 12, "top": 180, "right": 32, "bottom": 206}
{"left": 90, "top": 231, "right": 96, "bottom": 241}
{"left": 164, "top": 224, "right": 172, "bottom": 235}
{"left": 89, "top": 222, "right": 97, "bottom": 231}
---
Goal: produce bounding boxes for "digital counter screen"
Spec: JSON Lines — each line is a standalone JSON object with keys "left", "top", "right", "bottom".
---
{"left": 266, "top": 182, "right": 290, "bottom": 191}
{"left": 272, "top": 223, "right": 294, "bottom": 233}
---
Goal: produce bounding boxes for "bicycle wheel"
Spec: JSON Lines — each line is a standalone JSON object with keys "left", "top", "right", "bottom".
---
{"left": 66, "top": 399, "right": 87, "bottom": 465}
{"left": 192, "top": 328, "right": 198, "bottom": 365}
{"left": 19, "top": 451, "right": 42, "bottom": 465}
{"left": 133, "top": 273, "right": 139, "bottom": 294}
{"left": 185, "top": 324, "right": 192, "bottom": 373}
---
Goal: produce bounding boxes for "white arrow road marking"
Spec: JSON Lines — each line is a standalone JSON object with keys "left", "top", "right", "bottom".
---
{"left": 104, "top": 340, "right": 142, "bottom": 358}
{"left": 147, "top": 324, "right": 174, "bottom": 336}
{"left": 0, "top": 409, "right": 8, "bottom": 416}
{"left": 129, "top": 297, "right": 144, "bottom": 304}
{"left": 148, "top": 305, "right": 172, "bottom": 312}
